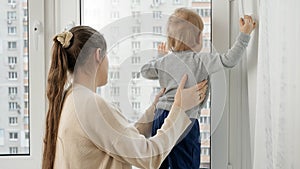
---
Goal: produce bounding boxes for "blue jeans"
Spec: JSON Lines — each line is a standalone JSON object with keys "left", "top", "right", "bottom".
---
{"left": 151, "top": 109, "right": 200, "bottom": 169}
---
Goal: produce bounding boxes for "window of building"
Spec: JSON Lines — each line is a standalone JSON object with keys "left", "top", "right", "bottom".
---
{"left": 131, "top": 101, "right": 140, "bottom": 110}
{"left": 132, "top": 26, "right": 141, "bottom": 34}
{"left": 23, "top": 9, "right": 28, "bottom": 17}
{"left": 112, "top": 102, "right": 120, "bottom": 107}
{"left": 131, "top": 87, "right": 141, "bottom": 95}
{"left": 9, "top": 102, "right": 18, "bottom": 111}
{"left": 24, "top": 86, "right": 29, "bottom": 93}
{"left": 153, "top": 41, "right": 161, "bottom": 49}
{"left": 9, "top": 132, "right": 18, "bottom": 141}
{"left": 9, "top": 147, "right": 18, "bottom": 154}
{"left": 24, "top": 40, "right": 28, "bottom": 48}
{"left": 24, "top": 101, "right": 28, "bottom": 109}
{"left": 109, "top": 71, "right": 120, "bottom": 80}
{"left": 197, "top": 8, "right": 211, "bottom": 18}
{"left": 153, "top": 11, "right": 162, "bottom": 19}
{"left": 23, "top": 117, "right": 29, "bottom": 125}
{"left": 25, "top": 131, "right": 29, "bottom": 139}
{"left": 132, "top": 11, "right": 140, "bottom": 18}
{"left": 8, "top": 41, "right": 17, "bottom": 50}
{"left": 8, "top": 87, "right": 18, "bottom": 95}
{"left": 8, "top": 72, "right": 18, "bottom": 80}
{"left": 132, "top": 0, "right": 140, "bottom": 5}
{"left": 131, "top": 72, "right": 140, "bottom": 79}
{"left": 7, "top": 11, "right": 17, "bottom": 20}
{"left": 111, "top": 11, "right": 119, "bottom": 19}
{"left": 153, "top": 26, "right": 162, "bottom": 34}
{"left": 24, "top": 70, "right": 29, "bottom": 79}
{"left": 8, "top": 56, "right": 17, "bottom": 64}
{"left": 8, "top": 0, "right": 16, "bottom": 4}
{"left": 153, "top": 0, "right": 161, "bottom": 5}
{"left": 131, "top": 56, "right": 140, "bottom": 64}
{"left": 9, "top": 117, "right": 18, "bottom": 125}
{"left": 173, "top": 0, "right": 181, "bottom": 4}
{"left": 132, "top": 41, "right": 140, "bottom": 49}
{"left": 8, "top": 26, "right": 17, "bottom": 35}
{"left": 110, "top": 87, "right": 120, "bottom": 96}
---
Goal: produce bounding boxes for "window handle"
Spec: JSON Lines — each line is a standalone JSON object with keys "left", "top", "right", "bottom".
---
{"left": 33, "top": 20, "right": 42, "bottom": 50}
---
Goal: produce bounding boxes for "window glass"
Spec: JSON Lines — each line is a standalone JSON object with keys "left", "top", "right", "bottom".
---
{"left": 82, "top": 0, "right": 211, "bottom": 168}
{"left": 0, "top": 0, "right": 29, "bottom": 155}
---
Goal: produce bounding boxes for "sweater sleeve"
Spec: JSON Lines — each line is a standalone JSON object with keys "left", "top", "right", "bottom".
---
{"left": 75, "top": 93, "right": 191, "bottom": 169}
{"left": 134, "top": 104, "right": 156, "bottom": 138}
{"left": 197, "top": 32, "right": 251, "bottom": 74}
{"left": 140, "top": 60, "right": 159, "bottom": 80}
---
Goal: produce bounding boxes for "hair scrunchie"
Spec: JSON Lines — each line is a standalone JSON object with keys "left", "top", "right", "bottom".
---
{"left": 55, "top": 31, "right": 73, "bottom": 48}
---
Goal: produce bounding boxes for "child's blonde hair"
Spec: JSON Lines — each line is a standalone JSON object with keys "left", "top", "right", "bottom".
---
{"left": 167, "top": 8, "right": 204, "bottom": 52}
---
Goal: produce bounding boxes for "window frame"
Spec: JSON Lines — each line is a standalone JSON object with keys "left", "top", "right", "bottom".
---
{"left": 0, "top": 0, "right": 46, "bottom": 168}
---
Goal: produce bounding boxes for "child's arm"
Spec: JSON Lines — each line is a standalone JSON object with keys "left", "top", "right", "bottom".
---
{"left": 198, "top": 15, "right": 256, "bottom": 74}
{"left": 140, "top": 42, "right": 167, "bottom": 79}
{"left": 141, "top": 59, "right": 159, "bottom": 80}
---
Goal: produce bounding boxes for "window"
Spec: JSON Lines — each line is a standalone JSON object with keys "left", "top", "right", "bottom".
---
{"left": 23, "top": 117, "right": 29, "bottom": 125}
{"left": 132, "top": 0, "right": 140, "bottom": 5}
{"left": 24, "top": 70, "right": 29, "bottom": 79}
{"left": 81, "top": 0, "right": 215, "bottom": 168}
{"left": 24, "top": 40, "right": 28, "bottom": 48}
{"left": 7, "top": 11, "right": 17, "bottom": 20}
{"left": 131, "top": 87, "right": 141, "bottom": 95}
{"left": 110, "top": 87, "right": 120, "bottom": 96}
{"left": 8, "top": 72, "right": 18, "bottom": 80}
{"left": 8, "top": 56, "right": 17, "bottom": 64}
{"left": 132, "top": 26, "right": 141, "bottom": 34}
{"left": 23, "top": 9, "right": 28, "bottom": 17}
{"left": 197, "top": 8, "right": 211, "bottom": 17}
{"left": 153, "top": 41, "right": 161, "bottom": 49}
{"left": 9, "top": 102, "right": 18, "bottom": 111}
{"left": 132, "top": 72, "right": 140, "bottom": 79}
{"left": 131, "top": 101, "right": 140, "bottom": 110}
{"left": 132, "top": 11, "right": 140, "bottom": 18}
{"left": 153, "top": 0, "right": 161, "bottom": 5}
{"left": 9, "top": 117, "right": 18, "bottom": 125}
{"left": 24, "top": 85, "right": 29, "bottom": 93}
{"left": 153, "top": 26, "right": 162, "bottom": 34}
{"left": 8, "top": 87, "right": 18, "bottom": 95}
{"left": 9, "top": 147, "right": 18, "bottom": 154}
{"left": 112, "top": 102, "right": 120, "bottom": 107}
{"left": 8, "top": 41, "right": 17, "bottom": 50}
{"left": 131, "top": 56, "right": 140, "bottom": 64}
{"left": 111, "top": 11, "right": 119, "bottom": 19}
{"left": 24, "top": 101, "right": 28, "bottom": 109}
{"left": 173, "top": 0, "right": 181, "bottom": 4}
{"left": 132, "top": 41, "right": 140, "bottom": 49}
{"left": 9, "top": 132, "right": 18, "bottom": 141}
{"left": 8, "top": 26, "right": 17, "bottom": 35}
{"left": 25, "top": 131, "right": 29, "bottom": 139}
{"left": 8, "top": 0, "right": 16, "bottom": 4}
{"left": 109, "top": 71, "right": 120, "bottom": 80}
{"left": 153, "top": 11, "right": 162, "bottom": 19}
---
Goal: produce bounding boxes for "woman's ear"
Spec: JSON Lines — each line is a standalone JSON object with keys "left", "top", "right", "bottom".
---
{"left": 95, "top": 48, "right": 102, "bottom": 63}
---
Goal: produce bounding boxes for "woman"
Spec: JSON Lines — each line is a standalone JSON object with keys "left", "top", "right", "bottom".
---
{"left": 43, "top": 26, "right": 208, "bottom": 169}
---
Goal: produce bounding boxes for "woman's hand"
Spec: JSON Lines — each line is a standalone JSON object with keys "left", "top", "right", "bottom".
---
{"left": 240, "top": 15, "right": 256, "bottom": 35}
{"left": 158, "top": 42, "right": 168, "bottom": 55}
{"left": 174, "top": 74, "right": 208, "bottom": 111}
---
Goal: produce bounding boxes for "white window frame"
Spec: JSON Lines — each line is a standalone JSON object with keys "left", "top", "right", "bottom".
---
{"left": 0, "top": 0, "right": 230, "bottom": 168}
{"left": 0, "top": 0, "right": 46, "bottom": 168}
{"left": 8, "top": 26, "right": 17, "bottom": 35}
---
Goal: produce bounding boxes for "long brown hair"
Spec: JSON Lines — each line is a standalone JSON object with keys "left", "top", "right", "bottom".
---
{"left": 42, "top": 26, "right": 106, "bottom": 169}
{"left": 167, "top": 8, "right": 204, "bottom": 52}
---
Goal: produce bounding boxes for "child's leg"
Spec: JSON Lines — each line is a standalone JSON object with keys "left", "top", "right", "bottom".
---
{"left": 168, "top": 119, "right": 200, "bottom": 169}
{"left": 151, "top": 109, "right": 171, "bottom": 169}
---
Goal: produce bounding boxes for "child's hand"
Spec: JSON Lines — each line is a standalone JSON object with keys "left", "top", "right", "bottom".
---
{"left": 158, "top": 42, "right": 168, "bottom": 55}
{"left": 240, "top": 15, "right": 256, "bottom": 35}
